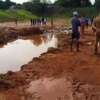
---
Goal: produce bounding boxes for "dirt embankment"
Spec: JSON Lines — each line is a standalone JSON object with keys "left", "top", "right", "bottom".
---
{"left": 0, "top": 27, "right": 43, "bottom": 45}
{"left": 0, "top": 20, "right": 100, "bottom": 100}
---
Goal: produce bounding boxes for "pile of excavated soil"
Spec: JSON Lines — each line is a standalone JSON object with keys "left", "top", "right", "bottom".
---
{"left": 0, "top": 27, "right": 43, "bottom": 45}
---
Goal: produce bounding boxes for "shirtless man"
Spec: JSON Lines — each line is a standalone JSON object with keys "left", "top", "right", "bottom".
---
{"left": 92, "top": 15, "right": 100, "bottom": 54}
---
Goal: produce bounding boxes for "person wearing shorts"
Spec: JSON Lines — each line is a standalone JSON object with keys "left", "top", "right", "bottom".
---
{"left": 71, "top": 11, "right": 81, "bottom": 52}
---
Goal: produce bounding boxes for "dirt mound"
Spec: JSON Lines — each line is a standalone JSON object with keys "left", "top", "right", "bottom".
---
{"left": 18, "top": 27, "right": 43, "bottom": 36}
{"left": 0, "top": 79, "right": 15, "bottom": 90}
{"left": 0, "top": 27, "right": 43, "bottom": 45}
{"left": 0, "top": 28, "right": 18, "bottom": 44}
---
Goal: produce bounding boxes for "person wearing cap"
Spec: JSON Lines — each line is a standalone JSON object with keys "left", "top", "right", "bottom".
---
{"left": 71, "top": 11, "right": 81, "bottom": 52}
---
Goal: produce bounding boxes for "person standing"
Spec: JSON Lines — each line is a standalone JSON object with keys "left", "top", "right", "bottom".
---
{"left": 30, "top": 18, "right": 33, "bottom": 26}
{"left": 80, "top": 16, "right": 86, "bottom": 36}
{"left": 71, "top": 11, "right": 81, "bottom": 52}
{"left": 92, "top": 15, "right": 100, "bottom": 54}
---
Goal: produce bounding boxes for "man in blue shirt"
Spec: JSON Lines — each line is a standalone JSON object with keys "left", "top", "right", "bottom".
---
{"left": 71, "top": 11, "right": 81, "bottom": 52}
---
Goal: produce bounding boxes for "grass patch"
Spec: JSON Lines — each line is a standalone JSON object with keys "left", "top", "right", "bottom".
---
{"left": 0, "top": 9, "right": 38, "bottom": 22}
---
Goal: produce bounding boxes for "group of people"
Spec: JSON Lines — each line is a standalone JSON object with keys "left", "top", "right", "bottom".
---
{"left": 30, "top": 17, "right": 47, "bottom": 26}
{"left": 71, "top": 11, "right": 96, "bottom": 53}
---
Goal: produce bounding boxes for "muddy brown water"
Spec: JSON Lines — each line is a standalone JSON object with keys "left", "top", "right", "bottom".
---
{"left": 0, "top": 34, "right": 58, "bottom": 74}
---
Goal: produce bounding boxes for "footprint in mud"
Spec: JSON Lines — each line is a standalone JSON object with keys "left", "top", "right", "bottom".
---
{"left": 90, "top": 95, "right": 99, "bottom": 100}
{"left": 0, "top": 94, "right": 6, "bottom": 100}
{"left": 57, "top": 95, "right": 72, "bottom": 100}
{"left": 57, "top": 97, "right": 62, "bottom": 100}
{"left": 88, "top": 93, "right": 100, "bottom": 100}
{"left": 64, "top": 95, "right": 72, "bottom": 100}
{"left": 26, "top": 77, "right": 73, "bottom": 100}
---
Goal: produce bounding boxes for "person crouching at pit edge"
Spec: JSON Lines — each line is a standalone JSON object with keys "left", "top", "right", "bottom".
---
{"left": 71, "top": 11, "right": 81, "bottom": 52}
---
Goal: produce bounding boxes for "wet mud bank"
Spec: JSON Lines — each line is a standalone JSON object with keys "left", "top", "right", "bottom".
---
{"left": 0, "top": 33, "right": 58, "bottom": 90}
{"left": 0, "top": 27, "right": 43, "bottom": 45}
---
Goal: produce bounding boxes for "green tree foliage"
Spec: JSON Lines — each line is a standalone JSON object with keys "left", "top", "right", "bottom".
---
{"left": 81, "top": 0, "right": 91, "bottom": 7}
{"left": 55, "top": 0, "right": 71, "bottom": 7}
{"left": 32, "top": 0, "right": 40, "bottom": 3}
{"left": 55, "top": 0, "right": 91, "bottom": 8}
{"left": 0, "top": 0, "right": 16, "bottom": 9}
{"left": 5, "top": 0, "right": 16, "bottom": 9}
{"left": 0, "top": 0, "right": 5, "bottom": 9}
{"left": 95, "top": 0, "right": 100, "bottom": 11}
{"left": 23, "top": 0, "right": 51, "bottom": 16}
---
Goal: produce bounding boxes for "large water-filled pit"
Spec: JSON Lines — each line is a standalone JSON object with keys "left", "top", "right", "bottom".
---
{"left": 0, "top": 33, "right": 58, "bottom": 74}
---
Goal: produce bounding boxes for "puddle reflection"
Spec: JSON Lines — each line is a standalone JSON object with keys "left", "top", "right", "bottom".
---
{"left": 0, "top": 34, "right": 57, "bottom": 74}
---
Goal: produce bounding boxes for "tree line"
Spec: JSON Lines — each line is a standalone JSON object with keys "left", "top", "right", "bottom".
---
{"left": 0, "top": 0, "right": 99, "bottom": 16}
{"left": 55, "top": 0, "right": 92, "bottom": 8}
{"left": 0, "top": 0, "right": 16, "bottom": 9}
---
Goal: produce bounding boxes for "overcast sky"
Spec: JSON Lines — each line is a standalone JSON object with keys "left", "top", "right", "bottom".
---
{"left": 3, "top": 0, "right": 95, "bottom": 4}
{"left": 90, "top": 0, "right": 95, "bottom": 5}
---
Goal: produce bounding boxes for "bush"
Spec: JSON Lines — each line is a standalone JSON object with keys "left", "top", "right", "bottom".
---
{"left": 53, "top": 7, "right": 98, "bottom": 18}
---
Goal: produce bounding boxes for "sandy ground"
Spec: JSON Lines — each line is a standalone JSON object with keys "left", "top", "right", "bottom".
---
{"left": 0, "top": 20, "right": 100, "bottom": 100}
